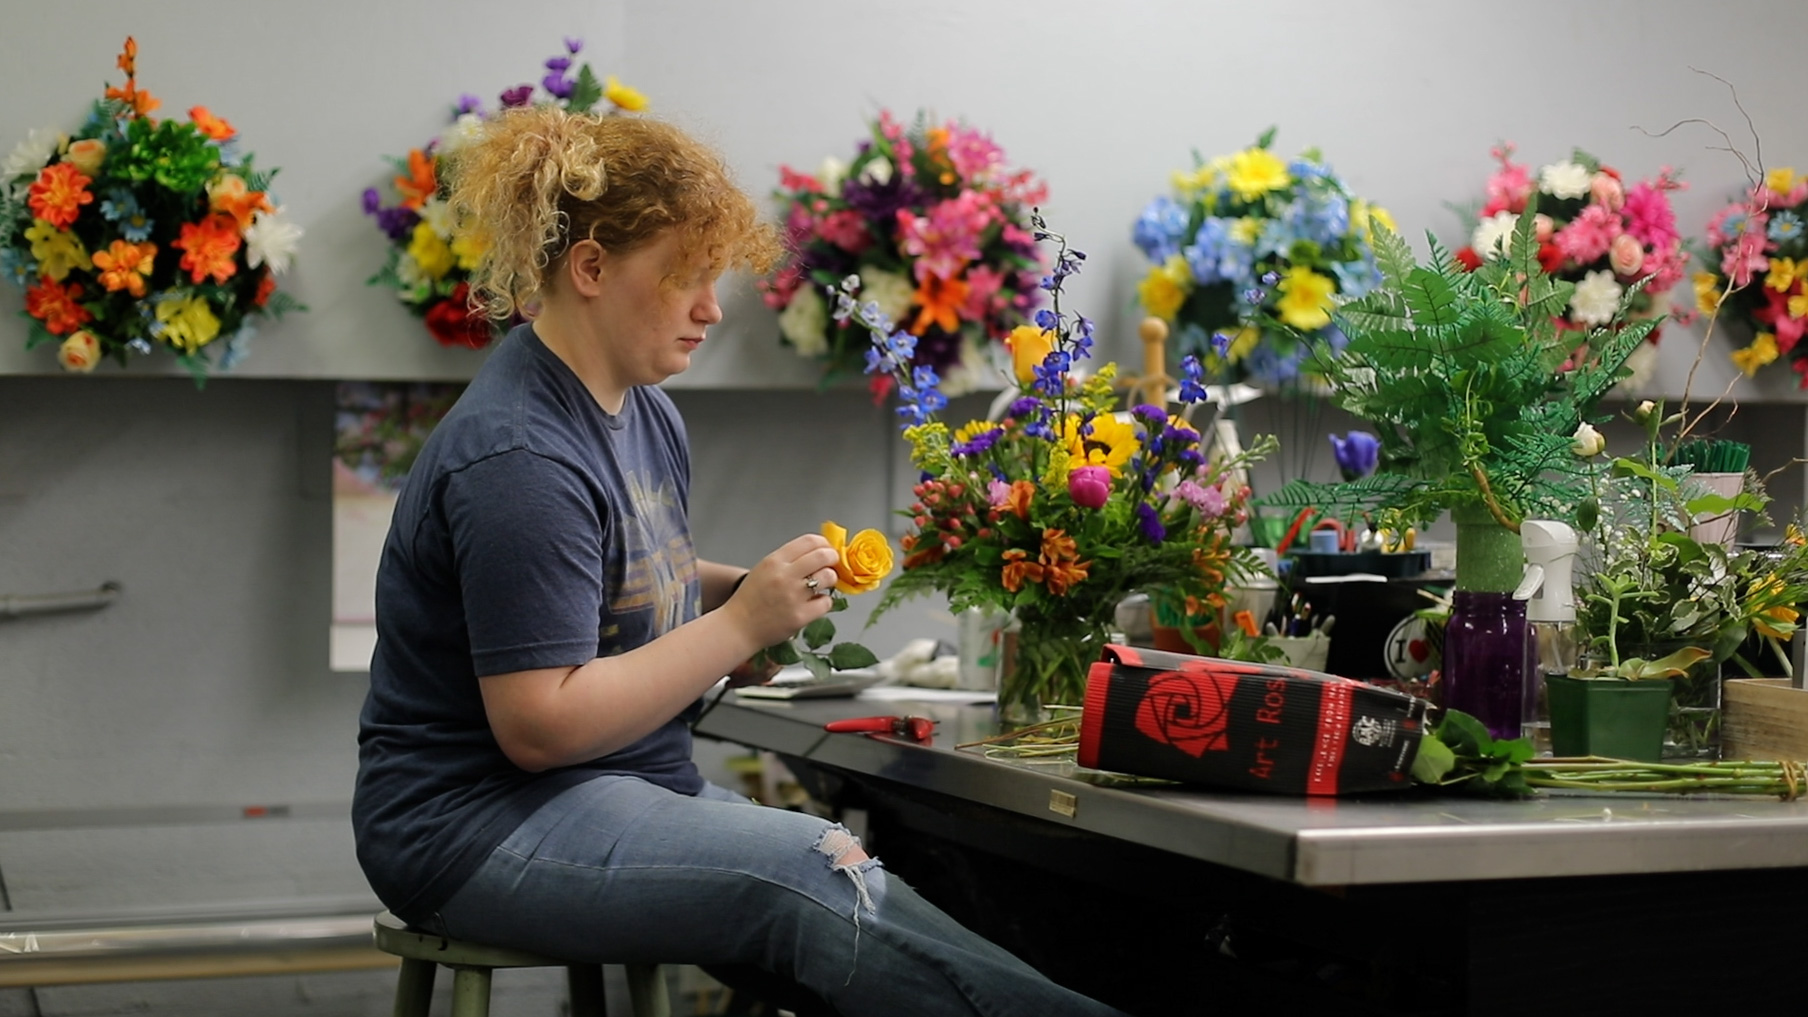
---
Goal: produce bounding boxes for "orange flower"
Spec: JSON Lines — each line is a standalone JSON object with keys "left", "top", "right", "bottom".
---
{"left": 1004, "top": 479, "right": 1036, "bottom": 520}
{"left": 207, "top": 174, "right": 272, "bottom": 231}
{"left": 1000, "top": 548, "right": 1045, "bottom": 593}
{"left": 172, "top": 213, "right": 242, "bottom": 284}
{"left": 188, "top": 106, "right": 236, "bottom": 141}
{"left": 254, "top": 270, "right": 277, "bottom": 307}
{"left": 92, "top": 239, "right": 158, "bottom": 296}
{"left": 24, "top": 278, "right": 93, "bottom": 335}
{"left": 1039, "top": 528, "right": 1080, "bottom": 564}
{"left": 910, "top": 271, "right": 970, "bottom": 334}
{"left": 394, "top": 148, "right": 438, "bottom": 210}
{"left": 117, "top": 36, "right": 138, "bottom": 76}
{"left": 104, "top": 38, "right": 159, "bottom": 118}
{"left": 1042, "top": 558, "right": 1091, "bottom": 597}
{"left": 27, "top": 163, "right": 94, "bottom": 230}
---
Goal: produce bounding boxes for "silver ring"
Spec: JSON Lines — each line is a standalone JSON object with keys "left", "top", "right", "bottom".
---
{"left": 804, "top": 576, "right": 820, "bottom": 591}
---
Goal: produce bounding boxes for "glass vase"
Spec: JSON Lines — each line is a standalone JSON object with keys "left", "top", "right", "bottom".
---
{"left": 996, "top": 614, "right": 1109, "bottom": 730}
{"left": 1442, "top": 507, "right": 1532, "bottom": 740}
{"left": 1664, "top": 650, "right": 1723, "bottom": 760}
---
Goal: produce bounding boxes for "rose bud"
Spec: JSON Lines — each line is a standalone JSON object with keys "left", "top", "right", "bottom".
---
{"left": 57, "top": 330, "right": 101, "bottom": 373}
{"left": 1590, "top": 172, "right": 1625, "bottom": 211}
{"left": 1068, "top": 465, "right": 1112, "bottom": 509}
{"left": 1609, "top": 233, "right": 1644, "bottom": 276}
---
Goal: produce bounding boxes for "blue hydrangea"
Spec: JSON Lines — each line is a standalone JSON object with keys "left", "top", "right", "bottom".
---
{"left": 1132, "top": 195, "right": 1192, "bottom": 263}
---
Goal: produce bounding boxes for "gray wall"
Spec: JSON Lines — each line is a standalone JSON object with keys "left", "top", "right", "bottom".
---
{"left": 5, "top": 1, "right": 1808, "bottom": 1013}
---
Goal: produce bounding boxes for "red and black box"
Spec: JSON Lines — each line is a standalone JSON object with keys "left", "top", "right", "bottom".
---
{"left": 1078, "top": 645, "right": 1428, "bottom": 795}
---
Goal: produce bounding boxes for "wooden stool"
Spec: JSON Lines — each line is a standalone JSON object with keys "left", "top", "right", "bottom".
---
{"left": 373, "top": 910, "right": 670, "bottom": 1017}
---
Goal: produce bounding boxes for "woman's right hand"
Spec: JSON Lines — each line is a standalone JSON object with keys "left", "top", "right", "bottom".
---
{"left": 726, "top": 533, "right": 845, "bottom": 649}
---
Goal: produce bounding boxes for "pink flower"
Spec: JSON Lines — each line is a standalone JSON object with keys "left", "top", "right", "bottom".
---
{"left": 1533, "top": 214, "right": 1555, "bottom": 242}
{"left": 816, "top": 209, "right": 871, "bottom": 253}
{"left": 897, "top": 191, "right": 997, "bottom": 281}
{"left": 1609, "top": 233, "right": 1645, "bottom": 276}
{"left": 1622, "top": 180, "right": 1681, "bottom": 248}
{"left": 1722, "top": 229, "right": 1771, "bottom": 288}
{"left": 1554, "top": 204, "right": 1622, "bottom": 266}
{"left": 1068, "top": 466, "right": 1111, "bottom": 509}
{"left": 1640, "top": 243, "right": 1689, "bottom": 295}
{"left": 963, "top": 264, "right": 1005, "bottom": 321}
{"left": 1001, "top": 223, "right": 1036, "bottom": 248}
{"left": 759, "top": 266, "right": 802, "bottom": 309}
{"left": 778, "top": 165, "right": 824, "bottom": 194}
{"left": 1589, "top": 172, "right": 1625, "bottom": 211}
{"left": 1483, "top": 143, "right": 1533, "bottom": 215}
{"left": 944, "top": 124, "right": 1004, "bottom": 184}
{"left": 987, "top": 479, "right": 1012, "bottom": 507}
{"left": 1175, "top": 479, "right": 1227, "bottom": 519}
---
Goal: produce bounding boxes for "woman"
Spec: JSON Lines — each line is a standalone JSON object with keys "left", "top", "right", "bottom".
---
{"left": 351, "top": 105, "right": 1125, "bottom": 1017}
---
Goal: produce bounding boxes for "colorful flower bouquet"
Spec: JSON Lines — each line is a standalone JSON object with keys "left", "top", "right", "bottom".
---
{"left": 1454, "top": 143, "right": 1689, "bottom": 382}
{"left": 0, "top": 38, "right": 303, "bottom": 382}
{"left": 1132, "top": 128, "right": 1392, "bottom": 388}
{"left": 1695, "top": 167, "right": 1808, "bottom": 383}
{"left": 362, "top": 37, "right": 646, "bottom": 349}
{"left": 837, "top": 214, "right": 1271, "bottom": 724}
{"left": 762, "top": 110, "right": 1049, "bottom": 397}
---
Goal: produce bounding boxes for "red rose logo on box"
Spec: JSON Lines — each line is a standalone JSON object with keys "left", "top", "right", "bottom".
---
{"left": 1134, "top": 671, "right": 1237, "bottom": 757}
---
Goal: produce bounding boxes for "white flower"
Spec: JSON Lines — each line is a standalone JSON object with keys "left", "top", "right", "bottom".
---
{"left": 1470, "top": 211, "right": 1519, "bottom": 259}
{"left": 436, "top": 113, "right": 486, "bottom": 157}
{"left": 1539, "top": 161, "right": 1593, "bottom": 200}
{"left": 1571, "top": 422, "right": 1606, "bottom": 458}
{"left": 244, "top": 207, "right": 304, "bottom": 274}
{"left": 1568, "top": 269, "right": 1623, "bottom": 327}
{"left": 418, "top": 197, "right": 454, "bottom": 239}
{"left": 395, "top": 252, "right": 431, "bottom": 299}
{"left": 856, "top": 266, "right": 915, "bottom": 327}
{"left": 859, "top": 156, "right": 892, "bottom": 187}
{"left": 778, "top": 287, "right": 829, "bottom": 358}
{"left": 2, "top": 127, "right": 61, "bottom": 197}
{"left": 816, "top": 156, "right": 847, "bottom": 193}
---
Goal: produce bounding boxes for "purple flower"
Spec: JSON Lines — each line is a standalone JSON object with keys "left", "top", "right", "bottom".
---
{"left": 564, "top": 36, "right": 583, "bottom": 54}
{"left": 1131, "top": 403, "right": 1167, "bottom": 426}
{"left": 951, "top": 426, "right": 1003, "bottom": 458}
{"left": 542, "top": 73, "right": 573, "bottom": 99}
{"left": 841, "top": 174, "right": 925, "bottom": 227}
{"left": 499, "top": 85, "right": 534, "bottom": 108}
{"left": 454, "top": 93, "right": 484, "bottom": 116}
{"left": 375, "top": 206, "right": 421, "bottom": 242}
{"left": 1068, "top": 466, "right": 1112, "bottom": 509}
{"left": 1178, "top": 356, "right": 1208, "bottom": 403}
{"left": 1135, "top": 502, "right": 1167, "bottom": 543}
{"left": 1330, "top": 431, "right": 1380, "bottom": 481}
{"left": 1006, "top": 396, "right": 1043, "bottom": 419}
{"left": 544, "top": 56, "right": 572, "bottom": 73}
{"left": 361, "top": 187, "right": 381, "bottom": 216}
{"left": 1176, "top": 480, "right": 1227, "bottom": 519}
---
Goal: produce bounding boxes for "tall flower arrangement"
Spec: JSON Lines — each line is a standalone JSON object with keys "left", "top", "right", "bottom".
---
{"left": 0, "top": 38, "right": 303, "bottom": 381}
{"left": 1132, "top": 128, "right": 1393, "bottom": 388}
{"left": 361, "top": 37, "right": 647, "bottom": 349}
{"left": 762, "top": 111, "right": 1049, "bottom": 398}
{"left": 1454, "top": 143, "right": 1688, "bottom": 383}
{"left": 1695, "top": 166, "right": 1808, "bottom": 383}
{"left": 838, "top": 213, "right": 1270, "bottom": 722}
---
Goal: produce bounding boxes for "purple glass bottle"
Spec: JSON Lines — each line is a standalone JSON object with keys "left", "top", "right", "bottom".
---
{"left": 1442, "top": 590, "right": 1531, "bottom": 740}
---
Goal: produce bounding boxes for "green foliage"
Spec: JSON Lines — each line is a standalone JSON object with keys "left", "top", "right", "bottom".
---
{"left": 755, "top": 594, "right": 879, "bottom": 680}
{"left": 564, "top": 65, "right": 604, "bottom": 114}
{"left": 1412, "top": 709, "right": 1535, "bottom": 796}
{"left": 1279, "top": 194, "right": 1650, "bottom": 532}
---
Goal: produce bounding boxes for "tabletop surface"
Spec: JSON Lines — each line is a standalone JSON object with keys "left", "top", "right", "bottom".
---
{"left": 694, "top": 688, "right": 1808, "bottom": 887}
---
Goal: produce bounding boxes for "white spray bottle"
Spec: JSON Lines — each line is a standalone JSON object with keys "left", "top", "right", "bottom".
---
{"left": 1514, "top": 520, "right": 1580, "bottom": 750}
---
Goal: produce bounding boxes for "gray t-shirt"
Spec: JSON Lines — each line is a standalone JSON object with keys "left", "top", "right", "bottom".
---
{"left": 353, "top": 323, "right": 704, "bottom": 923}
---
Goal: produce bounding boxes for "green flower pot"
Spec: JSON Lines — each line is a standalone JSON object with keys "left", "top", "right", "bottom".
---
{"left": 1545, "top": 674, "right": 1674, "bottom": 762}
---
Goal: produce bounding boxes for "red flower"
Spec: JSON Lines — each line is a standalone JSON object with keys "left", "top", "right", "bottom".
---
{"left": 253, "top": 270, "right": 277, "bottom": 308}
{"left": 25, "top": 277, "right": 93, "bottom": 335}
{"left": 1134, "top": 670, "right": 1237, "bottom": 758}
{"left": 1537, "top": 242, "right": 1565, "bottom": 274}
{"left": 423, "top": 284, "right": 493, "bottom": 349}
{"left": 1454, "top": 247, "right": 1483, "bottom": 272}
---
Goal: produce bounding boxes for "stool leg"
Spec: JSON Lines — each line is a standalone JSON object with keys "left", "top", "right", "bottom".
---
{"left": 392, "top": 957, "right": 437, "bottom": 1017}
{"left": 624, "top": 964, "right": 670, "bottom": 1017}
{"left": 449, "top": 965, "right": 493, "bottom": 1017}
{"left": 567, "top": 964, "right": 606, "bottom": 1017}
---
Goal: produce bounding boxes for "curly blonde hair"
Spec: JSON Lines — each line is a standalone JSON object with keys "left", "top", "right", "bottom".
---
{"left": 446, "top": 107, "right": 778, "bottom": 320}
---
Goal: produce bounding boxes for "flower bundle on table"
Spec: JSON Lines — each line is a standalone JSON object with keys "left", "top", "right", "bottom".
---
{"left": 362, "top": 37, "right": 647, "bottom": 349}
{"left": 1695, "top": 167, "right": 1808, "bottom": 383}
{"left": 762, "top": 110, "right": 1049, "bottom": 397}
{"left": 1132, "top": 128, "right": 1392, "bottom": 388}
{"left": 0, "top": 37, "right": 303, "bottom": 381}
{"left": 839, "top": 214, "right": 1271, "bottom": 716}
{"left": 1455, "top": 143, "right": 1688, "bottom": 382}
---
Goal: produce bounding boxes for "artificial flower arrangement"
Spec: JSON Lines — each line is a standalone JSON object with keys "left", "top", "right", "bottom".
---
{"left": 362, "top": 37, "right": 647, "bottom": 349}
{"left": 761, "top": 110, "right": 1049, "bottom": 398}
{"left": 0, "top": 37, "right": 303, "bottom": 382}
{"left": 837, "top": 212, "right": 1272, "bottom": 722}
{"left": 1695, "top": 166, "right": 1808, "bottom": 383}
{"left": 1454, "top": 143, "right": 1689, "bottom": 384}
{"left": 1132, "top": 128, "right": 1393, "bottom": 388}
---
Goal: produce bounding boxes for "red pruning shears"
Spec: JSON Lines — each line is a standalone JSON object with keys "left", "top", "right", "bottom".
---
{"left": 824, "top": 715, "right": 936, "bottom": 744}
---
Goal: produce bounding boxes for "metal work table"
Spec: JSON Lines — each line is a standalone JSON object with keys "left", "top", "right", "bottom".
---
{"left": 696, "top": 690, "right": 1808, "bottom": 1017}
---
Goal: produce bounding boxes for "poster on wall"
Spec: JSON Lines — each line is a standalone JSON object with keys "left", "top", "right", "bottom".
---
{"left": 331, "top": 382, "right": 464, "bottom": 671}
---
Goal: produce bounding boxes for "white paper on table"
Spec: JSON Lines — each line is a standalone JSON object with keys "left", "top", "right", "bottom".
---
{"left": 859, "top": 686, "right": 997, "bottom": 705}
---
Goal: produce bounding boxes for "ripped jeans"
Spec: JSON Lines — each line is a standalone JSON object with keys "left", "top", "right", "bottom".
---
{"left": 431, "top": 776, "right": 1126, "bottom": 1017}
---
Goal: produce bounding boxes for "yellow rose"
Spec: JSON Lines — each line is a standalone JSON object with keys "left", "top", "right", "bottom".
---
{"left": 1005, "top": 325, "right": 1054, "bottom": 385}
{"left": 57, "top": 330, "right": 101, "bottom": 373}
{"left": 65, "top": 138, "right": 106, "bottom": 176}
{"left": 822, "top": 521, "right": 894, "bottom": 594}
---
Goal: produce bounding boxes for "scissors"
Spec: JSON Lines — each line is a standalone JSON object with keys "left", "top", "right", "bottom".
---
{"left": 823, "top": 715, "right": 936, "bottom": 744}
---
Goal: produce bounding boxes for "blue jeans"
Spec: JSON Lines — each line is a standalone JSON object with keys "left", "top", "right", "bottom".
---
{"left": 432, "top": 776, "right": 1126, "bottom": 1017}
